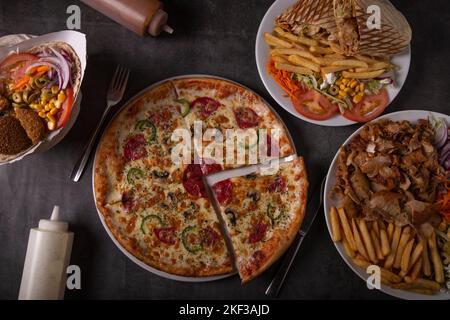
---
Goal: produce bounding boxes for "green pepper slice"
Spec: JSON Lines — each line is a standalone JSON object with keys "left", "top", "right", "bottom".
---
{"left": 135, "top": 119, "right": 156, "bottom": 142}
{"left": 140, "top": 214, "right": 165, "bottom": 235}
{"left": 127, "top": 167, "right": 144, "bottom": 185}
{"left": 175, "top": 99, "right": 191, "bottom": 117}
{"left": 181, "top": 226, "right": 203, "bottom": 253}
{"left": 267, "top": 203, "right": 284, "bottom": 222}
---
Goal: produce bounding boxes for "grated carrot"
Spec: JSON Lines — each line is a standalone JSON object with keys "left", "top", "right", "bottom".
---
{"left": 267, "top": 59, "right": 302, "bottom": 99}
{"left": 12, "top": 75, "right": 30, "bottom": 90}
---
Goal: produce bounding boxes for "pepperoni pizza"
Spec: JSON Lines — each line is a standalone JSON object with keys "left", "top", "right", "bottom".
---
{"left": 93, "top": 77, "right": 308, "bottom": 280}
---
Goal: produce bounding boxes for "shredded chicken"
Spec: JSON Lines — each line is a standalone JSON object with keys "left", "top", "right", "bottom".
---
{"left": 331, "top": 119, "right": 446, "bottom": 230}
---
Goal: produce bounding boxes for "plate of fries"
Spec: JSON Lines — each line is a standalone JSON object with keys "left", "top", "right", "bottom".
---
{"left": 324, "top": 110, "right": 450, "bottom": 300}
{"left": 255, "top": 0, "right": 411, "bottom": 126}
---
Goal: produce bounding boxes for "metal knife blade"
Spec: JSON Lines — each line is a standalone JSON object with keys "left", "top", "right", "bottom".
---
{"left": 265, "top": 177, "right": 325, "bottom": 297}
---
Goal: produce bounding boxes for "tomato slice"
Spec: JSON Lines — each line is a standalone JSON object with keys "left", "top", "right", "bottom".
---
{"left": 0, "top": 53, "right": 38, "bottom": 82}
{"left": 342, "top": 89, "right": 389, "bottom": 122}
{"left": 291, "top": 90, "right": 339, "bottom": 121}
{"left": 56, "top": 86, "right": 74, "bottom": 129}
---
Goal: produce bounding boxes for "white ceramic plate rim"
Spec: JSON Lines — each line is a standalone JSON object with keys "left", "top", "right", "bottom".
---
{"left": 324, "top": 110, "right": 450, "bottom": 300}
{"left": 255, "top": 0, "right": 411, "bottom": 127}
{"left": 91, "top": 74, "right": 297, "bottom": 282}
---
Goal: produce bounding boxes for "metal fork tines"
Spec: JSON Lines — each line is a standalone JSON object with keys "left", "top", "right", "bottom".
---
{"left": 70, "top": 65, "right": 129, "bottom": 182}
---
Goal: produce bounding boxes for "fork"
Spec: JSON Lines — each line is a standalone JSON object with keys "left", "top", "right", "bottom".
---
{"left": 70, "top": 65, "right": 130, "bottom": 182}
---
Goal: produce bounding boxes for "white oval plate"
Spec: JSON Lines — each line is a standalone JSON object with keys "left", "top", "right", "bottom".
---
{"left": 92, "top": 74, "right": 297, "bottom": 282}
{"left": 324, "top": 110, "right": 450, "bottom": 300}
{"left": 255, "top": 0, "right": 411, "bottom": 126}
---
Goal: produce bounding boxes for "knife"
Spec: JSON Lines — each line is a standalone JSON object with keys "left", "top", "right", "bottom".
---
{"left": 265, "top": 177, "right": 325, "bottom": 297}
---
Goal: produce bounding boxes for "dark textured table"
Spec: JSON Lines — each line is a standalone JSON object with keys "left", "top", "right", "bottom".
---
{"left": 0, "top": 0, "right": 448, "bottom": 300}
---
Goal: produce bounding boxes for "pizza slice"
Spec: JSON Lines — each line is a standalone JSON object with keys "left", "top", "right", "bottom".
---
{"left": 103, "top": 182, "right": 233, "bottom": 276}
{"left": 213, "top": 157, "right": 308, "bottom": 282}
{"left": 170, "top": 77, "right": 295, "bottom": 169}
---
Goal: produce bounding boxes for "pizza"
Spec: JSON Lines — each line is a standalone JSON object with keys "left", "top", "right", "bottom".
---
{"left": 94, "top": 76, "right": 308, "bottom": 280}
{"left": 213, "top": 157, "right": 308, "bottom": 282}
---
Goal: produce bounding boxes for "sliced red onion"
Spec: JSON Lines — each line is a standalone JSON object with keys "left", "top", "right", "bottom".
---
{"left": 440, "top": 142, "right": 450, "bottom": 163}
{"left": 25, "top": 61, "right": 58, "bottom": 74}
{"left": 444, "top": 155, "right": 450, "bottom": 170}
{"left": 50, "top": 48, "right": 70, "bottom": 89}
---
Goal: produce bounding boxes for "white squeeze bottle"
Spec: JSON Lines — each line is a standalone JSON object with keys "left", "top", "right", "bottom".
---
{"left": 18, "top": 206, "right": 74, "bottom": 300}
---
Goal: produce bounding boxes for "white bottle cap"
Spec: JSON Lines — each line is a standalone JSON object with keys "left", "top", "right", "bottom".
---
{"left": 38, "top": 206, "right": 69, "bottom": 232}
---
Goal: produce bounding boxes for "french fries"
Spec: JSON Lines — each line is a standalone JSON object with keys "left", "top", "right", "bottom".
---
{"left": 271, "top": 48, "right": 314, "bottom": 59}
{"left": 393, "top": 226, "right": 411, "bottom": 269}
{"left": 352, "top": 219, "right": 369, "bottom": 260}
{"left": 384, "top": 225, "right": 401, "bottom": 269}
{"left": 419, "top": 235, "right": 432, "bottom": 277}
{"left": 371, "top": 229, "right": 384, "bottom": 260}
{"left": 380, "top": 229, "right": 390, "bottom": 256}
{"left": 329, "top": 207, "right": 341, "bottom": 242}
{"left": 387, "top": 223, "right": 394, "bottom": 242}
{"left": 342, "top": 235, "right": 356, "bottom": 258}
{"left": 428, "top": 231, "right": 445, "bottom": 283}
{"left": 287, "top": 55, "right": 321, "bottom": 72}
{"left": 358, "top": 219, "right": 378, "bottom": 263}
{"left": 310, "top": 45, "right": 334, "bottom": 55}
{"left": 264, "top": 32, "right": 293, "bottom": 48}
{"left": 264, "top": 27, "right": 392, "bottom": 84}
{"left": 274, "top": 62, "right": 313, "bottom": 75}
{"left": 331, "top": 207, "right": 446, "bottom": 296}
{"left": 400, "top": 238, "right": 415, "bottom": 273}
{"left": 342, "top": 69, "right": 386, "bottom": 79}
{"left": 332, "top": 59, "right": 369, "bottom": 68}
{"left": 337, "top": 208, "right": 356, "bottom": 251}
{"left": 320, "top": 65, "right": 354, "bottom": 75}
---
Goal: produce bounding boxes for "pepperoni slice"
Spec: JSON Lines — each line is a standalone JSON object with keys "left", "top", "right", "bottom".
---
{"left": 234, "top": 107, "right": 260, "bottom": 129}
{"left": 122, "top": 191, "right": 136, "bottom": 212}
{"left": 182, "top": 164, "right": 206, "bottom": 198}
{"left": 200, "top": 161, "right": 232, "bottom": 205}
{"left": 212, "top": 180, "right": 232, "bottom": 205}
{"left": 191, "top": 97, "right": 220, "bottom": 119}
{"left": 154, "top": 227, "right": 177, "bottom": 245}
{"left": 123, "top": 134, "right": 147, "bottom": 162}
{"left": 182, "top": 159, "right": 232, "bottom": 204}
{"left": 200, "top": 227, "right": 220, "bottom": 247}
{"left": 248, "top": 222, "right": 268, "bottom": 244}
{"left": 268, "top": 176, "right": 286, "bottom": 193}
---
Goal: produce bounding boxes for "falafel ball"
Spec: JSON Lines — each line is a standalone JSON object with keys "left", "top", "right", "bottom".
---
{"left": 0, "top": 116, "right": 31, "bottom": 155}
{"left": 15, "top": 108, "right": 46, "bottom": 144}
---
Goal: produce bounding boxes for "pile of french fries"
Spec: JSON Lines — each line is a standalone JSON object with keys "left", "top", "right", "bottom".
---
{"left": 329, "top": 206, "right": 445, "bottom": 295}
{"left": 264, "top": 27, "right": 392, "bottom": 79}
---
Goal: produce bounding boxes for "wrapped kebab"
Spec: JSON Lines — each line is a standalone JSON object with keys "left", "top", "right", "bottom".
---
{"left": 276, "top": 0, "right": 411, "bottom": 56}
{"left": 0, "top": 41, "right": 81, "bottom": 162}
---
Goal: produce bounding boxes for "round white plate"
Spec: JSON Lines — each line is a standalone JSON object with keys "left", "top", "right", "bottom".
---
{"left": 92, "top": 74, "right": 297, "bottom": 282}
{"left": 0, "top": 33, "right": 81, "bottom": 159}
{"left": 324, "top": 110, "right": 450, "bottom": 300}
{"left": 255, "top": 0, "right": 411, "bottom": 126}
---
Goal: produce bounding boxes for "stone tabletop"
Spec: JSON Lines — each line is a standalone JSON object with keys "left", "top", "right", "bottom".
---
{"left": 0, "top": 0, "right": 448, "bottom": 299}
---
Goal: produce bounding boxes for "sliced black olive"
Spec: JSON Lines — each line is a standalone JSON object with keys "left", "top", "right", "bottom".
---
{"left": 247, "top": 190, "right": 260, "bottom": 202}
{"left": 152, "top": 170, "right": 169, "bottom": 179}
{"left": 168, "top": 192, "right": 177, "bottom": 204}
{"left": 159, "top": 203, "right": 169, "bottom": 210}
{"left": 183, "top": 202, "right": 199, "bottom": 220}
{"left": 225, "top": 208, "right": 237, "bottom": 227}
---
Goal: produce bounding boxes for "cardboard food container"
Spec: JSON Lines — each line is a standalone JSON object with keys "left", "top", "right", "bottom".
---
{"left": 0, "top": 31, "right": 87, "bottom": 165}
